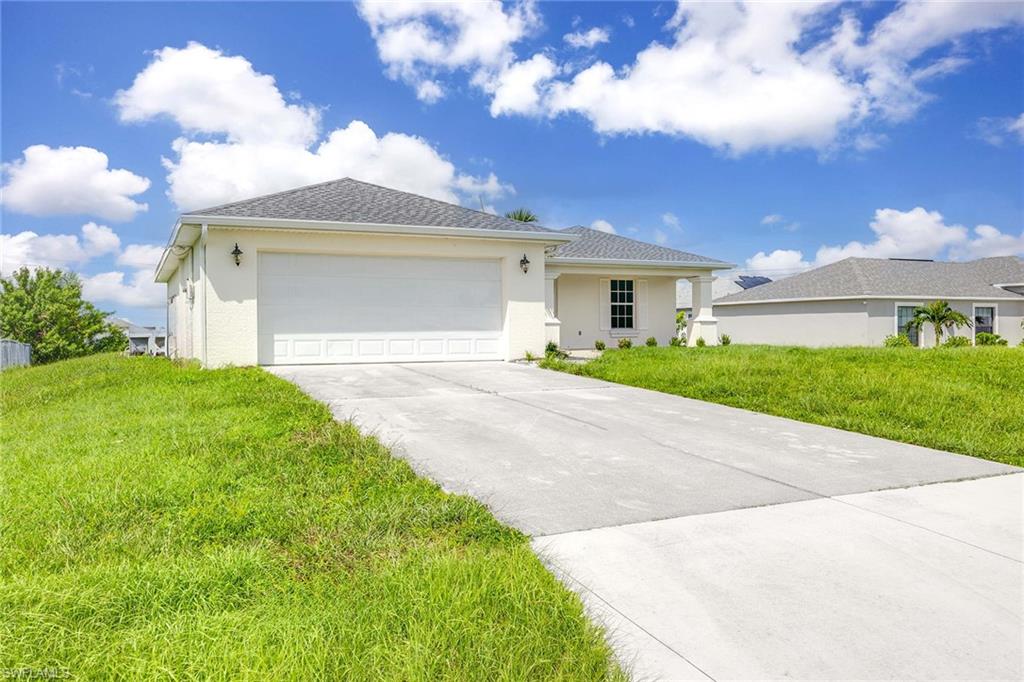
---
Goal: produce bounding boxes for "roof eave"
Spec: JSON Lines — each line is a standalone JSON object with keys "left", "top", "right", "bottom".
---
{"left": 178, "top": 214, "right": 575, "bottom": 244}
{"left": 546, "top": 256, "right": 735, "bottom": 270}
{"left": 716, "top": 293, "right": 1023, "bottom": 306}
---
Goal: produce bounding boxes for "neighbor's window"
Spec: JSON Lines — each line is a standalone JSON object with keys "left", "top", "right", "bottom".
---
{"left": 896, "top": 305, "right": 919, "bottom": 346}
{"left": 610, "top": 279, "right": 634, "bottom": 329}
{"left": 975, "top": 306, "right": 995, "bottom": 335}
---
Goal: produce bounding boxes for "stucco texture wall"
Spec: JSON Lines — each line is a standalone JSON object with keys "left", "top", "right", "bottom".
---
{"left": 556, "top": 274, "right": 679, "bottom": 349}
{"left": 190, "top": 227, "right": 547, "bottom": 367}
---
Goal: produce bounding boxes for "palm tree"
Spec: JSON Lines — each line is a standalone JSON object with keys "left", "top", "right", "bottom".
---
{"left": 504, "top": 208, "right": 539, "bottom": 223}
{"left": 906, "top": 300, "right": 971, "bottom": 347}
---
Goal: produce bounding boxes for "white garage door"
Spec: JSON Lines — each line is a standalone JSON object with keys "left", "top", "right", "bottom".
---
{"left": 258, "top": 252, "right": 503, "bottom": 365}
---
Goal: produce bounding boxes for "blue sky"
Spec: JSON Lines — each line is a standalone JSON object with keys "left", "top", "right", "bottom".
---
{"left": 2, "top": 1, "right": 1022, "bottom": 326}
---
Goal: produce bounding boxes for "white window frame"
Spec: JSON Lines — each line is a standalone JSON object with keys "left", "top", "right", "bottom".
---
{"left": 972, "top": 303, "right": 998, "bottom": 342}
{"left": 894, "top": 302, "right": 923, "bottom": 347}
{"left": 609, "top": 278, "right": 635, "bottom": 334}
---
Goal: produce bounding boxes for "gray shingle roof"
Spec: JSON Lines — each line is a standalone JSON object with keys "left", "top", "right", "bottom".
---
{"left": 186, "top": 177, "right": 556, "bottom": 234}
{"left": 551, "top": 226, "right": 728, "bottom": 265}
{"left": 716, "top": 257, "right": 1024, "bottom": 303}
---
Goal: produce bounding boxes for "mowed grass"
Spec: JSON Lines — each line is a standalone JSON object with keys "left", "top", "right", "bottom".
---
{"left": 1, "top": 354, "right": 621, "bottom": 680}
{"left": 542, "top": 345, "right": 1023, "bottom": 467}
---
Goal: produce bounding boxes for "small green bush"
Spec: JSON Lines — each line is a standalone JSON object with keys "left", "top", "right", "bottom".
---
{"left": 524, "top": 350, "right": 537, "bottom": 361}
{"left": 883, "top": 334, "right": 913, "bottom": 348}
{"left": 594, "top": 340, "right": 606, "bottom": 351}
{"left": 695, "top": 337, "right": 706, "bottom": 348}
{"left": 617, "top": 338, "right": 632, "bottom": 349}
{"left": 943, "top": 335, "right": 971, "bottom": 348}
{"left": 669, "top": 336, "right": 682, "bottom": 347}
{"left": 976, "top": 332, "right": 1007, "bottom": 346}
{"left": 720, "top": 334, "right": 731, "bottom": 346}
{"left": 645, "top": 336, "right": 657, "bottom": 347}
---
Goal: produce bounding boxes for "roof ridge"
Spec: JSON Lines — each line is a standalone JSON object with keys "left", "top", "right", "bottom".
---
{"left": 185, "top": 177, "right": 351, "bottom": 215}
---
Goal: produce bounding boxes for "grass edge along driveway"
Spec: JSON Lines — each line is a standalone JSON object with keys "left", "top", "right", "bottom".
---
{"left": 1, "top": 354, "right": 622, "bottom": 680}
{"left": 542, "top": 345, "right": 1023, "bottom": 467}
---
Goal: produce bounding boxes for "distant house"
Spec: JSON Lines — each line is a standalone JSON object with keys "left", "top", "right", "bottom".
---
{"left": 677, "top": 275, "right": 771, "bottom": 319}
{"left": 714, "top": 256, "right": 1024, "bottom": 347}
{"left": 108, "top": 317, "right": 167, "bottom": 355}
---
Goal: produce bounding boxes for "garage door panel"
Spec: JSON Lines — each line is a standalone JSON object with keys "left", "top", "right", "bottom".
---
{"left": 258, "top": 253, "right": 504, "bottom": 364}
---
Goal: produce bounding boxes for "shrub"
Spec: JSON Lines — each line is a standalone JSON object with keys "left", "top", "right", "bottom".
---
{"left": 976, "top": 332, "right": 1007, "bottom": 346}
{"left": 883, "top": 334, "right": 913, "bottom": 348}
{"left": 617, "top": 338, "right": 632, "bottom": 349}
{"left": 645, "top": 336, "right": 657, "bottom": 347}
{"left": 695, "top": 337, "right": 706, "bottom": 348}
{"left": 669, "top": 336, "right": 682, "bottom": 347}
{"left": 720, "top": 334, "right": 731, "bottom": 346}
{"left": 594, "top": 340, "right": 606, "bottom": 351}
{"left": 943, "top": 335, "right": 971, "bottom": 348}
{"left": 524, "top": 350, "right": 537, "bottom": 361}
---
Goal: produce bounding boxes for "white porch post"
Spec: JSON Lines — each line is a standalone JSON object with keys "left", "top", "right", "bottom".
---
{"left": 544, "top": 272, "right": 561, "bottom": 346}
{"left": 686, "top": 274, "right": 719, "bottom": 346}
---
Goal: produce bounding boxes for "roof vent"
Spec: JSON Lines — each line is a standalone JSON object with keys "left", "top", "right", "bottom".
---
{"left": 888, "top": 258, "right": 934, "bottom": 262}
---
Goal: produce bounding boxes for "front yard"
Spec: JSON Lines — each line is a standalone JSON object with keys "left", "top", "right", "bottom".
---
{"left": 542, "top": 345, "right": 1023, "bottom": 467}
{"left": 1, "top": 355, "right": 620, "bottom": 679}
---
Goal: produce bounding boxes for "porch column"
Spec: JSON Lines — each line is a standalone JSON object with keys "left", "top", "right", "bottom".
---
{"left": 686, "top": 274, "right": 719, "bottom": 346}
{"left": 544, "top": 272, "right": 561, "bottom": 346}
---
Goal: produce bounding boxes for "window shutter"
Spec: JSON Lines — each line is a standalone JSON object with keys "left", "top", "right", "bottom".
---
{"left": 637, "top": 279, "right": 648, "bottom": 330}
{"left": 599, "top": 278, "right": 610, "bottom": 330}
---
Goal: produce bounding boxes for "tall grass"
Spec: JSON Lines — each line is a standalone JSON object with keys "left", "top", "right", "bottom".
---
{"left": 542, "top": 345, "right": 1023, "bottom": 467}
{"left": 1, "top": 355, "right": 621, "bottom": 679}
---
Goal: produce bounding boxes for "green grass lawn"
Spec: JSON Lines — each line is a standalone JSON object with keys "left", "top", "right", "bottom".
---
{"left": 1, "top": 355, "right": 621, "bottom": 680}
{"left": 542, "top": 345, "right": 1023, "bottom": 467}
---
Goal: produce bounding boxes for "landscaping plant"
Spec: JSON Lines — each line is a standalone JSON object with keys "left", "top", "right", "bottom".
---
{"left": 695, "top": 337, "right": 707, "bottom": 347}
{"left": 594, "top": 340, "right": 606, "bottom": 351}
{"left": 942, "top": 335, "right": 971, "bottom": 347}
{"left": 975, "top": 332, "right": 1007, "bottom": 346}
{"left": 906, "top": 300, "right": 971, "bottom": 346}
{"left": 645, "top": 337, "right": 657, "bottom": 347}
{"left": 883, "top": 334, "right": 913, "bottom": 347}
{"left": 720, "top": 334, "right": 731, "bottom": 346}
{"left": 669, "top": 336, "right": 682, "bottom": 347}
{"left": 617, "top": 338, "right": 632, "bottom": 349}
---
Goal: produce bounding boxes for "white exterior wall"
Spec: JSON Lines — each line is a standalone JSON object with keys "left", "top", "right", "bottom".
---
{"left": 718, "top": 297, "right": 1024, "bottom": 347}
{"left": 556, "top": 274, "right": 680, "bottom": 349}
{"left": 174, "top": 227, "right": 546, "bottom": 367}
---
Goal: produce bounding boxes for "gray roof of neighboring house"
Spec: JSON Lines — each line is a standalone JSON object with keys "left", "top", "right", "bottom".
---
{"left": 551, "top": 226, "right": 728, "bottom": 264}
{"left": 676, "top": 274, "right": 772, "bottom": 308}
{"left": 186, "top": 177, "right": 556, "bottom": 234}
{"left": 716, "top": 256, "right": 1024, "bottom": 304}
{"left": 108, "top": 317, "right": 166, "bottom": 337}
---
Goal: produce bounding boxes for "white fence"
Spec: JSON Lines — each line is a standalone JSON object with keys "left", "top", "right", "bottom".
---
{"left": 1, "top": 339, "right": 31, "bottom": 370}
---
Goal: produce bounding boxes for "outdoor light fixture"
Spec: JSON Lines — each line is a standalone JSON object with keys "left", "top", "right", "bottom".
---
{"left": 231, "top": 243, "right": 243, "bottom": 266}
{"left": 520, "top": 254, "right": 530, "bottom": 274}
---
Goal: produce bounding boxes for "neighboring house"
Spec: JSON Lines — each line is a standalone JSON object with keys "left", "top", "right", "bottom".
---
{"left": 108, "top": 317, "right": 167, "bottom": 355}
{"left": 715, "top": 257, "right": 1024, "bottom": 347}
{"left": 676, "top": 275, "right": 772, "bottom": 319}
{"left": 154, "top": 178, "right": 731, "bottom": 367}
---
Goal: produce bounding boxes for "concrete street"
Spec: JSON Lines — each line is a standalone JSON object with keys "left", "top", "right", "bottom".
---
{"left": 272, "top": 361, "right": 1022, "bottom": 680}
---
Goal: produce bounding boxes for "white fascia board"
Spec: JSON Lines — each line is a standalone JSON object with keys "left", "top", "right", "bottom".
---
{"left": 178, "top": 214, "right": 575, "bottom": 244}
{"left": 546, "top": 257, "right": 735, "bottom": 270}
{"left": 154, "top": 220, "right": 203, "bottom": 283}
{"left": 715, "top": 293, "right": 1023, "bottom": 306}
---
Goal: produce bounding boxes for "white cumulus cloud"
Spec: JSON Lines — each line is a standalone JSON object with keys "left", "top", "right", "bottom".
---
{"left": 487, "top": 54, "right": 558, "bottom": 117}
{"left": 82, "top": 270, "right": 164, "bottom": 308}
{"left": 590, "top": 219, "right": 615, "bottom": 234}
{"left": 564, "top": 27, "right": 610, "bottom": 49}
{"left": 115, "top": 42, "right": 511, "bottom": 211}
{"left": 356, "top": 0, "right": 539, "bottom": 102}
{"left": 744, "top": 207, "right": 1024, "bottom": 276}
{"left": 117, "top": 244, "right": 165, "bottom": 271}
{"left": 1, "top": 145, "right": 150, "bottom": 221}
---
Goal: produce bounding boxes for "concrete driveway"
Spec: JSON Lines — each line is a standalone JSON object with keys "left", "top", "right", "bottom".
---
{"left": 271, "top": 361, "right": 1022, "bottom": 680}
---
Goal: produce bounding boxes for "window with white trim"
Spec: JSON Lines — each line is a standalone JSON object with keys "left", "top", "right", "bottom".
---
{"left": 896, "top": 305, "right": 919, "bottom": 346}
{"left": 975, "top": 306, "right": 995, "bottom": 335}
{"left": 610, "top": 279, "right": 634, "bottom": 329}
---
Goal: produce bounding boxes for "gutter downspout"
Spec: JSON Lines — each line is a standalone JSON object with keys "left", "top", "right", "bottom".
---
{"left": 201, "top": 223, "right": 208, "bottom": 367}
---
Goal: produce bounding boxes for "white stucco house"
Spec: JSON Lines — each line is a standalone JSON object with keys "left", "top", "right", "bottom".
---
{"left": 715, "top": 256, "right": 1024, "bottom": 347}
{"left": 155, "top": 179, "right": 732, "bottom": 367}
